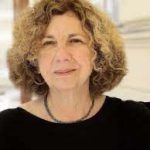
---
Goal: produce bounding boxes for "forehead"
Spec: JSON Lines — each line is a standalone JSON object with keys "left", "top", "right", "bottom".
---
{"left": 44, "top": 11, "right": 86, "bottom": 36}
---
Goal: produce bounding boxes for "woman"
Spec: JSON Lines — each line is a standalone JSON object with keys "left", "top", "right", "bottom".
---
{"left": 0, "top": 0, "right": 150, "bottom": 149}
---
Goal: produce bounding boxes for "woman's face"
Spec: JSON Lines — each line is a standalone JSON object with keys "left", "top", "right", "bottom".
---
{"left": 38, "top": 11, "right": 93, "bottom": 91}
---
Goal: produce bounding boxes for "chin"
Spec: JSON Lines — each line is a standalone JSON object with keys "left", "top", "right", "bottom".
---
{"left": 50, "top": 82, "right": 78, "bottom": 91}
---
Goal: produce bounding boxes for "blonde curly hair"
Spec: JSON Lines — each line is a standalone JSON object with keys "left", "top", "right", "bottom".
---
{"left": 7, "top": 0, "right": 127, "bottom": 99}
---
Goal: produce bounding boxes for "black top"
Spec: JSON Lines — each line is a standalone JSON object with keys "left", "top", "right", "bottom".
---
{"left": 0, "top": 96, "right": 150, "bottom": 150}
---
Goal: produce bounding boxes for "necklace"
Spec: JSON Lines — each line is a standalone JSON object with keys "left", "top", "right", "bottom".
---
{"left": 44, "top": 94, "right": 95, "bottom": 124}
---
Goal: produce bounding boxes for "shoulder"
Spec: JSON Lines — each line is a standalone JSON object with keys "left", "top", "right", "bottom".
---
{"left": 0, "top": 99, "right": 41, "bottom": 125}
{"left": 110, "top": 97, "right": 150, "bottom": 148}
{"left": 0, "top": 108, "right": 19, "bottom": 122}
{"left": 0, "top": 108, "right": 29, "bottom": 149}
{"left": 107, "top": 96, "right": 150, "bottom": 139}
{"left": 119, "top": 98, "right": 150, "bottom": 120}
{"left": 0, "top": 108, "right": 21, "bottom": 130}
{"left": 107, "top": 96, "right": 150, "bottom": 116}
{"left": 0, "top": 108, "right": 22, "bottom": 139}
{"left": 106, "top": 96, "right": 150, "bottom": 126}
{"left": 107, "top": 96, "right": 150, "bottom": 133}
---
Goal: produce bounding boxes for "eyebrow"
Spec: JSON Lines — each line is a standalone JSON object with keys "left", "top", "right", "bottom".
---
{"left": 68, "top": 33, "right": 85, "bottom": 38}
{"left": 44, "top": 35, "right": 54, "bottom": 39}
{"left": 44, "top": 33, "right": 87, "bottom": 39}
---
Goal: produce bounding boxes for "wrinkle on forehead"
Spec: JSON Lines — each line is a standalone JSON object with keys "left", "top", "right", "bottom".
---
{"left": 43, "top": 11, "right": 88, "bottom": 41}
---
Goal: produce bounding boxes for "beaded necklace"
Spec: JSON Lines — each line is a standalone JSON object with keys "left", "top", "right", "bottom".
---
{"left": 44, "top": 94, "right": 95, "bottom": 124}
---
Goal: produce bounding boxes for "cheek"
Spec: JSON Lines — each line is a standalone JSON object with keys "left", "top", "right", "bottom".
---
{"left": 75, "top": 51, "right": 92, "bottom": 68}
{"left": 38, "top": 54, "right": 52, "bottom": 74}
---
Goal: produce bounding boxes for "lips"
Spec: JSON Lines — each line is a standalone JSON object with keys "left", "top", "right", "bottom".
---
{"left": 54, "top": 69, "right": 76, "bottom": 75}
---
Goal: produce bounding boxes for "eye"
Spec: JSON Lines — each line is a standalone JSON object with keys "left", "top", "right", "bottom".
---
{"left": 42, "top": 41, "right": 56, "bottom": 46}
{"left": 69, "top": 39, "right": 84, "bottom": 43}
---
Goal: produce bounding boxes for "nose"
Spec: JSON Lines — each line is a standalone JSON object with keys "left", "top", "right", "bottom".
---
{"left": 54, "top": 45, "right": 72, "bottom": 63}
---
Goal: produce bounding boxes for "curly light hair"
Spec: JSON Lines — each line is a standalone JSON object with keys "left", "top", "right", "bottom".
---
{"left": 7, "top": 0, "right": 127, "bottom": 99}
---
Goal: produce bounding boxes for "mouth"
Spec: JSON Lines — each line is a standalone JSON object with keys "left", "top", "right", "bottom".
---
{"left": 54, "top": 69, "right": 76, "bottom": 76}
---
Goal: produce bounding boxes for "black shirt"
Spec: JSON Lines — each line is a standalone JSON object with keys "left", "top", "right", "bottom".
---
{"left": 0, "top": 96, "right": 150, "bottom": 150}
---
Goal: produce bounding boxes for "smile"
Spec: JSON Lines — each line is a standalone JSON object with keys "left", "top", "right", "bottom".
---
{"left": 54, "top": 69, "right": 76, "bottom": 76}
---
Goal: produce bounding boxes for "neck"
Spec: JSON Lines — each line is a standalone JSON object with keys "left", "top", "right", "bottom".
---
{"left": 46, "top": 87, "right": 93, "bottom": 122}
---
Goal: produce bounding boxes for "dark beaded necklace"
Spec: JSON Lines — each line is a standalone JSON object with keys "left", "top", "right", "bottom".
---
{"left": 44, "top": 94, "right": 95, "bottom": 124}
